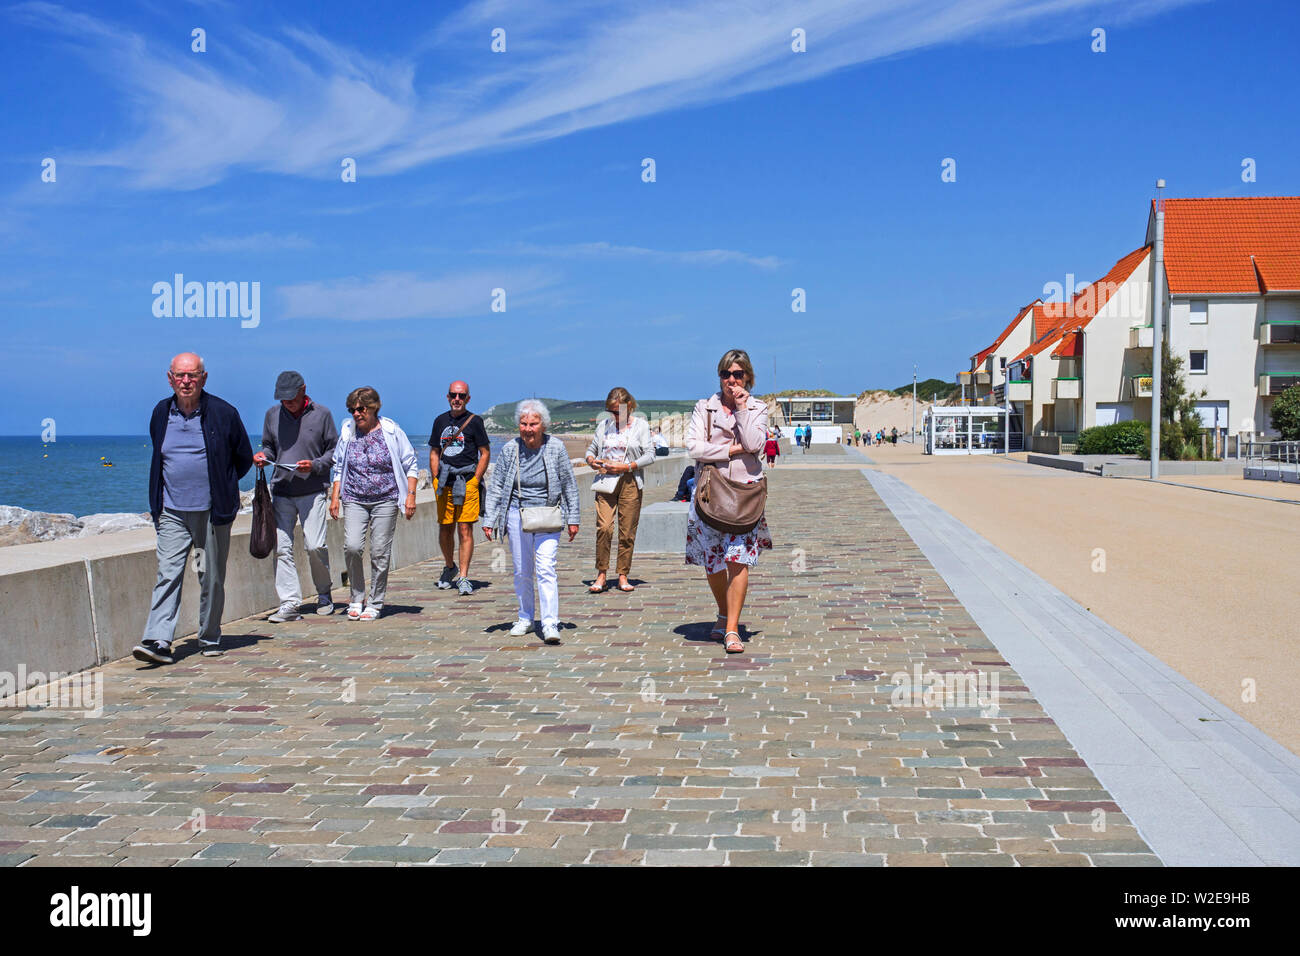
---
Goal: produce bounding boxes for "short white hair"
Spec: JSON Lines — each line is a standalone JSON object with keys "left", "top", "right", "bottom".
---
{"left": 515, "top": 399, "right": 551, "bottom": 427}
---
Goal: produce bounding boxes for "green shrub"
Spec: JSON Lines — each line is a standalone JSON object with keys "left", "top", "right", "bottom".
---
{"left": 1271, "top": 384, "right": 1300, "bottom": 440}
{"left": 1076, "top": 420, "right": 1149, "bottom": 455}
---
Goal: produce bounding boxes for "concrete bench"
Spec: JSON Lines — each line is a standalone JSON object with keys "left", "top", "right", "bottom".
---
{"left": 635, "top": 501, "right": 689, "bottom": 553}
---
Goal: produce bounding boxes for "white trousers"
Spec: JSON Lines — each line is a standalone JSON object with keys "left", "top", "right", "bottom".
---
{"left": 272, "top": 491, "right": 332, "bottom": 605}
{"left": 507, "top": 506, "right": 559, "bottom": 627}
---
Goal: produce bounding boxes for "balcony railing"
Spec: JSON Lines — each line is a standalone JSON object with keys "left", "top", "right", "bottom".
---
{"left": 1130, "top": 375, "right": 1153, "bottom": 399}
{"left": 1053, "top": 377, "right": 1080, "bottom": 400}
{"left": 1006, "top": 380, "right": 1032, "bottom": 402}
{"left": 1260, "top": 374, "right": 1300, "bottom": 396}
{"left": 1128, "top": 325, "right": 1153, "bottom": 349}
{"left": 1262, "top": 321, "right": 1300, "bottom": 345}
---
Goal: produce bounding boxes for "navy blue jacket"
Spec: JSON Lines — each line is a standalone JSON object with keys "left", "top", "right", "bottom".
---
{"left": 149, "top": 392, "right": 254, "bottom": 526}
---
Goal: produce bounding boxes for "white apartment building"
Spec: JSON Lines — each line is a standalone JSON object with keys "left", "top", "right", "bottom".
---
{"left": 963, "top": 197, "right": 1300, "bottom": 446}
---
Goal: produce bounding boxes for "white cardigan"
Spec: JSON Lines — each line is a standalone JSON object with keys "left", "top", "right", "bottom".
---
{"left": 585, "top": 414, "right": 655, "bottom": 490}
{"left": 330, "top": 416, "right": 418, "bottom": 502}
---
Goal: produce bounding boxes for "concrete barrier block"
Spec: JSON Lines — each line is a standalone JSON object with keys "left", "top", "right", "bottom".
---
{"left": 636, "top": 501, "right": 690, "bottom": 553}
{"left": 0, "top": 559, "right": 97, "bottom": 681}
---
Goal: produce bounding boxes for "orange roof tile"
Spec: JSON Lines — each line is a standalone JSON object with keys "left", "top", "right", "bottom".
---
{"left": 1156, "top": 197, "right": 1300, "bottom": 294}
{"left": 1007, "top": 246, "right": 1149, "bottom": 364}
{"left": 1051, "top": 331, "right": 1082, "bottom": 358}
{"left": 972, "top": 302, "right": 1036, "bottom": 365}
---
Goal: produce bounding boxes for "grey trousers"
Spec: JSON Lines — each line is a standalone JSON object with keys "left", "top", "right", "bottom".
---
{"left": 343, "top": 499, "right": 398, "bottom": 609}
{"left": 273, "top": 491, "right": 331, "bottom": 606}
{"left": 141, "top": 508, "right": 231, "bottom": 647}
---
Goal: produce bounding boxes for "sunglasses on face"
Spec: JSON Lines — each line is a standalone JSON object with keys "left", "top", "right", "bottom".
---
{"left": 349, "top": 406, "right": 372, "bottom": 414}
{"left": 448, "top": 392, "right": 467, "bottom": 399}
{"left": 721, "top": 370, "right": 747, "bottom": 381}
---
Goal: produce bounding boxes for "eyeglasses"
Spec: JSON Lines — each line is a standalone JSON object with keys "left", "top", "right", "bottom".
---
{"left": 447, "top": 392, "right": 467, "bottom": 399}
{"left": 721, "top": 369, "right": 747, "bottom": 380}
{"left": 348, "top": 406, "right": 372, "bottom": 414}
{"left": 171, "top": 372, "right": 203, "bottom": 380}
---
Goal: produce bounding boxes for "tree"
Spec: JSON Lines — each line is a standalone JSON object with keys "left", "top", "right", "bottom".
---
{"left": 1271, "top": 384, "right": 1300, "bottom": 440}
{"left": 1139, "top": 340, "right": 1207, "bottom": 459}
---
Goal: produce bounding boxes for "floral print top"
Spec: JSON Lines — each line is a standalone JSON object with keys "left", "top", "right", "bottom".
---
{"left": 342, "top": 427, "right": 398, "bottom": 503}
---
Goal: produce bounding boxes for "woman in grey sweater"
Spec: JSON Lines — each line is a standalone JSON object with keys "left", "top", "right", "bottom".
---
{"left": 483, "top": 400, "right": 581, "bottom": 643}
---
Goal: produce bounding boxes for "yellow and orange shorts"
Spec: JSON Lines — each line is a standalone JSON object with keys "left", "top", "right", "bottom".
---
{"left": 435, "top": 476, "right": 481, "bottom": 525}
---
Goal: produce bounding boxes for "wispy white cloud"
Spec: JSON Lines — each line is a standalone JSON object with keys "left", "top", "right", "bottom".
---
{"left": 11, "top": 0, "right": 1202, "bottom": 189}
{"left": 488, "top": 240, "right": 785, "bottom": 269}
{"left": 156, "top": 232, "right": 314, "bottom": 253}
{"left": 279, "top": 268, "right": 556, "bottom": 321}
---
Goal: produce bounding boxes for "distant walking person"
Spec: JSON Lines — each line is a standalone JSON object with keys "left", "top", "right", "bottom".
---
{"left": 133, "top": 353, "right": 253, "bottom": 665}
{"left": 484, "top": 400, "right": 581, "bottom": 644}
{"left": 854, "top": 427, "right": 861, "bottom": 446}
{"left": 686, "top": 349, "right": 772, "bottom": 654}
{"left": 329, "top": 387, "right": 419, "bottom": 621}
{"left": 585, "top": 387, "right": 653, "bottom": 594}
{"left": 254, "top": 371, "right": 338, "bottom": 623}
{"left": 429, "top": 380, "right": 491, "bottom": 596}
{"left": 764, "top": 432, "right": 780, "bottom": 467}
{"left": 891, "top": 427, "right": 898, "bottom": 445}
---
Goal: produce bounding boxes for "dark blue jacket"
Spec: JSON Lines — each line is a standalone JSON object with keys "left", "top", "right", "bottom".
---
{"left": 149, "top": 391, "right": 254, "bottom": 526}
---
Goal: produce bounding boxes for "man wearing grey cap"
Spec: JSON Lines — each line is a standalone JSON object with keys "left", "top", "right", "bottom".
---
{"left": 253, "top": 371, "right": 339, "bottom": 622}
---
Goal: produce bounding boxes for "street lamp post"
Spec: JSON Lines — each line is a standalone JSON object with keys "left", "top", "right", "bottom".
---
{"left": 912, "top": 364, "right": 917, "bottom": 443}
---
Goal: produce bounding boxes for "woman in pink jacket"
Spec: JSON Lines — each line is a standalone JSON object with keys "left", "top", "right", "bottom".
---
{"left": 685, "top": 349, "right": 772, "bottom": 653}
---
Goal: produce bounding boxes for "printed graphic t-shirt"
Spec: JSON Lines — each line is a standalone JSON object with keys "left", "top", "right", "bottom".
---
{"left": 429, "top": 410, "right": 490, "bottom": 471}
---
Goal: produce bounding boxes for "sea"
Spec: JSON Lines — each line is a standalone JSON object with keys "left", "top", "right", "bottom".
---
{"left": 0, "top": 435, "right": 517, "bottom": 518}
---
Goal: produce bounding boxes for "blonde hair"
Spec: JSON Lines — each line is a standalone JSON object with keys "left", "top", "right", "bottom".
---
{"left": 605, "top": 386, "right": 637, "bottom": 413}
{"left": 716, "top": 349, "right": 755, "bottom": 389}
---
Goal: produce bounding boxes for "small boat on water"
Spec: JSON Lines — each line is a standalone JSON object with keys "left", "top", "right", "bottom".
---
{"left": 100, "top": 456, "right": 114, "bottom": 467}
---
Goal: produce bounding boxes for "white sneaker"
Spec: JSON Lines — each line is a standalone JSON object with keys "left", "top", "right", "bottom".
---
{"left": 316, "top": 594, "right": 334, "bottom": 615}
{"left": 541, "top": 623, "right": 561, "bottom": 644}
{"left": 346, "top": 603, "right": 363, "bottom": 620}
{"left": 268, "top": 604, "right": 302, "bottom": 623}
{"left": 509, "top": 620, "right": 532, "bottom": 637}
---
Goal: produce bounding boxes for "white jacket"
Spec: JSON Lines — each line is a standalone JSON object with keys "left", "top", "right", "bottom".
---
{"left": 331, "top": 416, "right": 419, "bottom": 502}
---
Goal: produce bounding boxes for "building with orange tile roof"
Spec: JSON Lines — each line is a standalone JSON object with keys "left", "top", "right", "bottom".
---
{"left": 961, "top": 196, "right": 1300, "bottom": 449}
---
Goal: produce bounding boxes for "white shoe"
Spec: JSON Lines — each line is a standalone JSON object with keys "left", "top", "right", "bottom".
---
{"left": 509, "top": 620, "right": 532, "bottom": 637}
{"left": 346, "top": 603, "right": 363, "bottom": 620}
{"left": 359, "top": 606, "right": 381, "bottom": 621}
{"left": 316, "top": 594, "right": 334, "bottom": 615}
{"left": 541, "top": 623, "right": 561, "bottom": 644}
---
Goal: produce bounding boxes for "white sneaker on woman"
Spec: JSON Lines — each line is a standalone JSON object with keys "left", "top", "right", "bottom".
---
{"left": 509, "top": 620, "right": 532, "bottom": 637}
{"left": 541, "top": 623, "right": 561, "bottom": 644}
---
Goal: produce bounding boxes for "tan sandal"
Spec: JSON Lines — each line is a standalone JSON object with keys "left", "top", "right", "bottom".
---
{"left": 724, "top": 631, "right": 744, "bottom": 654}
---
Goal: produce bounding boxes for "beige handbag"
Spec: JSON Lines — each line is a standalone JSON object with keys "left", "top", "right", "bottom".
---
{"left": 515, "top": 439, "right": 564, "bottom": 533}
{"left": 694, "top": 409, "right": 766, "bottom": 536}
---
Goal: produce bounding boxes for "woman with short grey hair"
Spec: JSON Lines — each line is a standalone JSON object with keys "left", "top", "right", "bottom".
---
{"left": 483, "top": 400, "right": 581, "bottom": 643}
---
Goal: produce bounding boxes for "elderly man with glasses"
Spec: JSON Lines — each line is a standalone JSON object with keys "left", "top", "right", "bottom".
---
{"left": 428, "top": 380, "right": 491, "bottom": 595}
{"left": 133, "top": 353, "right": 254, "bottom": 665}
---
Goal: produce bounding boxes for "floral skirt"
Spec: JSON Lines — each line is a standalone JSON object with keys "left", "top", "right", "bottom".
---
{"left": 685, "top": 509, "right": 773, "bottom": 575}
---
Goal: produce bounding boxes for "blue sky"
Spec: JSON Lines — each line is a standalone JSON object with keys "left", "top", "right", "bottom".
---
{"left": 2, "top": 0, "right": 1297, "bottom": 435}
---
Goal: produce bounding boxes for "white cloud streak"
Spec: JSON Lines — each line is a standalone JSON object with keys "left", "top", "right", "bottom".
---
{"left": 11, "top": 0, "right": 1202, "bottom": 189}
{"left": 279, "top": 269, "right": 556, "bottom": 321}
{"left": 488, "top": 241, "right": 785, "bottom": 269}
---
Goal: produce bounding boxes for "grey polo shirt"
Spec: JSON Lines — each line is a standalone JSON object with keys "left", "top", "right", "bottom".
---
{"left": 161, "top": 401, "right": 211, "bottom": 512}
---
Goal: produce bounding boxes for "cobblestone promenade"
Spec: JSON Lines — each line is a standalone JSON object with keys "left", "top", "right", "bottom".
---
{"left": 0, "top": 457, "right": 1157, "bottom": 866}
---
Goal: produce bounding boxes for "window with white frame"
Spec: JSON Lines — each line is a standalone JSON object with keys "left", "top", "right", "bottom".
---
{"left": 1189, "top": 350, "right": 1207, "bottom": 373}
{"left": 1190, "top": 300, "right": 1208, "bottom": 324}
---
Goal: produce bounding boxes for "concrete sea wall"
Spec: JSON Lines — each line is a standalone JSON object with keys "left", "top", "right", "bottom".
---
{"left": 0, "top": 453, "right": 690, "bottom": 690}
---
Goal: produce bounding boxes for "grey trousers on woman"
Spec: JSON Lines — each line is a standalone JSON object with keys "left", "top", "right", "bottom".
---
{"left": 343, "top": 499, "right": 398, "bottom": 609}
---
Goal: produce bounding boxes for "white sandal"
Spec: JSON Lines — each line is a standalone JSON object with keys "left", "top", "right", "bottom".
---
{"left": 359, "top": 606, "right": 380, "bottom": 621}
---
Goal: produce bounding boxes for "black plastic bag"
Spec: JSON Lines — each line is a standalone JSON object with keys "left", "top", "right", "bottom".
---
{"left": 249, "top": 467, "right": 276, "bottom": 559}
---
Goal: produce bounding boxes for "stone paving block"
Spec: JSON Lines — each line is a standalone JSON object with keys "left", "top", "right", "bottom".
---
{"left": 0, "top": 469, "right": 1148, "bottom": 867}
